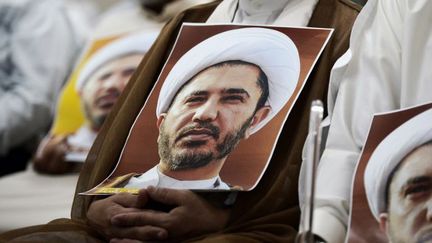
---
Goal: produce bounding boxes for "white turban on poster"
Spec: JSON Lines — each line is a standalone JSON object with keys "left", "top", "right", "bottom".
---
{"left": 75, "top": 31, "right": 159, "bottom": 91}
{"left": 364, "top": 108, "right": 432, "bottom": 220}
{"left": 156, "top": 27, "right": 301, "bottom": 134}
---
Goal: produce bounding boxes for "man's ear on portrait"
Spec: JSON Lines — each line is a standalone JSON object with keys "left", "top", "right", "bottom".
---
{"left": 157, "top": 113, "right": 167, "bottom": 131}
{"left": 379, "top": 212, "right": 390, "bottom": 235}
{"left": 244, "top": 105, "right": 271, "bottom": 139}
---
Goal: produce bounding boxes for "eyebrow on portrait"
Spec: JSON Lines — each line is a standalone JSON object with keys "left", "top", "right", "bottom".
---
{"left": 222, "top": 88, "right": 250, "bottom": 98}
{"left": 401, "top": 176, "right": 432, "bottom": 192}
{"left": 187, "top": 91, "right": 209, "bottom": 97}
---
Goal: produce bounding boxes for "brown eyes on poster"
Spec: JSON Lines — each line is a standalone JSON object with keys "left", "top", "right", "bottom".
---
{"left": 83, "top": 23, "right": 333, "bottom": 195}
{"left": 348, "top": 102, "right": 432, "bottom": 243}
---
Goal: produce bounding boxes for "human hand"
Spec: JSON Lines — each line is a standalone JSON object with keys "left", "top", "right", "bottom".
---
{"left": 87, "top": 192, "right": 167, "bottom": 241}
{"left": 33, "top": 134, "right": 78, "bottom": 174}
{"left": 110, "top": 187, "right": 231, "bottom": 241}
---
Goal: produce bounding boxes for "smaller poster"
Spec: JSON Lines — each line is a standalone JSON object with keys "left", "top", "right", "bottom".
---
{"left": 42, "top": 30, "right": 158, "bottom": 163}
{"left": 82, "top": 23, "right": 333, "bottom": 194}
{"left": 347, "top": 102, "right": 432, "bottom": 243}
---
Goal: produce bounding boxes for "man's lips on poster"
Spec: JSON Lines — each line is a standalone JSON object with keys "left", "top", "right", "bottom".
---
{"left": 95, "top": 92, "right": 120, "bottom": 110}
{"left": 176, "top": 124, "right": 220, "bottom": 143}
{"left": 182, "top": 129, "right": 214, "bottom": 141}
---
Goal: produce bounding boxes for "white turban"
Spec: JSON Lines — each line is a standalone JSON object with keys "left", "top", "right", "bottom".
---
{"left": 156, "top": 27, "right": 300, "bottom": 134}
{"left": 364, "top": 108, "right": 432, "bottom": 220}
{"left": 75, "top": 31, "right": 159, "bottom": 91}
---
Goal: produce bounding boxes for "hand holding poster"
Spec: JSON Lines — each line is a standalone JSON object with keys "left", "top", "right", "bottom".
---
{"left": 82, "top": 23, "right": 333, "bottom": 194}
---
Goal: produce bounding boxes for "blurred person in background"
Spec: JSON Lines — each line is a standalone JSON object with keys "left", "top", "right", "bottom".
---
{"left": 0, "top": 0, "right": 83, "bottom": 176}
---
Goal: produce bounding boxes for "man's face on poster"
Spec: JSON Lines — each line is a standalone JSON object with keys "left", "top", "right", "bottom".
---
{"left": 81, "top": 54, "right": 143, "bottom": 130}
{"left": 380, "top": 144, "right": 432, "bottom": 243}
{"left": 157, "top": 63, "right": 270, "bottom": 171}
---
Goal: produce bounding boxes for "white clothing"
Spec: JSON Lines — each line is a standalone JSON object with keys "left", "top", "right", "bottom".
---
{"left": 91, "top": 0, "right": 162, "bottom": 39}
{"left": 67, "top": 125, "right": 97, "bottom": 150}
{"left": 207, "top": 0, "right": 318, "bottom": 26}
{"left": 65, "top": 125, "right": 97, "bottom": 162}
{"left": 305, "top": 0, "right": 432, "bottom": 242}
{"left": 0, "top": 0, "right": 81, "bottom": 155}
{"left": 64, "top": 0, "right": 119, "bottom": 40}
{"left": 125, "top": 166, "right": 231, "bottom": 190}
{"left": 93, "top": 0, "right": 211, "bottom": 39}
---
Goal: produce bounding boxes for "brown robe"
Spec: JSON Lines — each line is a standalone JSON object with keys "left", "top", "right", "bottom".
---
{"left": 0, "top": 0, "right": 361, "bottom": 242}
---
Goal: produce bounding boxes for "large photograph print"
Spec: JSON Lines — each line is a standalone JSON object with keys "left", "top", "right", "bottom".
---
{"left": 84, "top": 23, "right": 333, "bottom": 194}
{"left": 347, "top": 102, "right": 432, "bottom": 243}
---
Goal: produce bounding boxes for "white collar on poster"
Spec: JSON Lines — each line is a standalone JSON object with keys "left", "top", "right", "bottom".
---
{"left": 207, "top": 0, "right": 318, "bottom": 26}
{"left": 125, "top": 166, "right": 231, "bottom": 190}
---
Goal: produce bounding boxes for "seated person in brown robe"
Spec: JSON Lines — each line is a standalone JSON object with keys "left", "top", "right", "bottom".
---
{"left": 0, "top": 0, "right": 361, "bottom": 242}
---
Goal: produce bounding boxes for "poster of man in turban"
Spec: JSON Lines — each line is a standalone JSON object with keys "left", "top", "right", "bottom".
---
{"left": 346, "top": 102, "right": 432, "bottom": 243}
{"left": 33, "top": 31, "right": 158, "bottom": 173}
{"left": 83, "top": 23, "right": 333, "bottom": 194}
